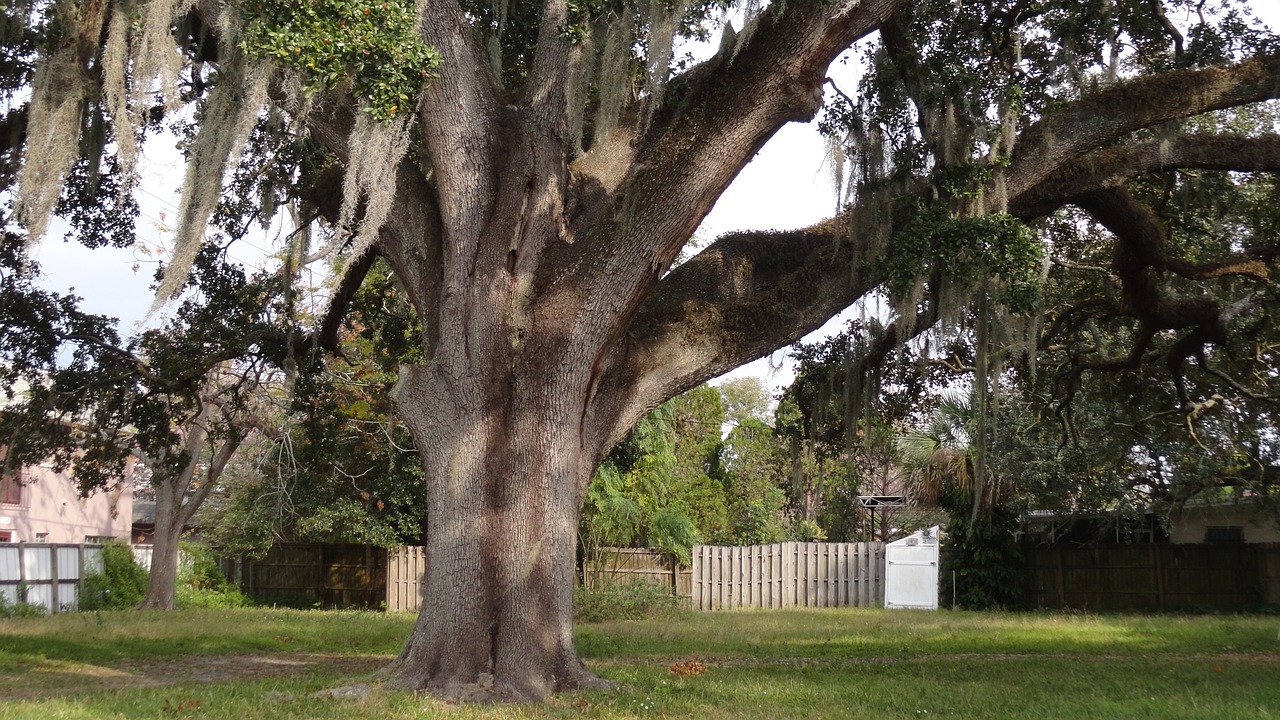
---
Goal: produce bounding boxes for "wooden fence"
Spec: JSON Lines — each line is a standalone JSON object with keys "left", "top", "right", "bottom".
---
{"left": 384, "top": 546, "right": 694, "bottom": 613}
{"left": 224, "top": 543, "right": 388, "bottom": 609}
{"left": 691, "top": 542, "right": 885, "bottom": 610}
{"left": 582, "top": 547, "right": 693, "bottom": 597}
{"left": 1026, "top": 542, "right": 1280, "bottom": 611}
{"left": 386, "top": 545, "right": 427, "bottom": 613}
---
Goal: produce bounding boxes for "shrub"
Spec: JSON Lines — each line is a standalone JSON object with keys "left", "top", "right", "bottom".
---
{"left": 574, "top": 580, "right": 679, "bottom": 623}
{"left": 176, "top": 542, "right": 250, "bottom": 609}
{"left": 941, "top": 505, "right": 1027, "bottom": 610}
{"left": 0, "top": 587, "right": 45, "bottom": 617}
{"left": 79, "top": 539, "right": 149, "bottom": 610}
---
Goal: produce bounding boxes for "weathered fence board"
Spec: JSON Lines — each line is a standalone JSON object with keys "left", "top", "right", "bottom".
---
{"left": 228, "top": 543, "right": 389, "bottom": 609}
{"left": 691, "top": 542, "right": 884, "bottom": 610}
{"left": 581, "top": 547, "right": 693, "bottom": 596}
{"left": 386, "top": 545, "right": 428, "bottom": 613}
{"left": 1026, "top": 542, "right": 1280, "bottom": 612}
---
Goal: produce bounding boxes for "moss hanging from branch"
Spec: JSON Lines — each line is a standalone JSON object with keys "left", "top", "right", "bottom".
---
{"left": 153, "top": 55, "right": 270, "bottom": 308}
{"left": 639, "top": 0, "right": 691, "bottom": 127}
{"left": 15, "top": 45, "right": 93, "bottom": 240}
{"left": 130, "top": 0, "right": 194, "bottom": 116}
{"left": 592, "top": 8, "right": 636, "bottom": 143}
{"left": 101, "top": 8, "right": 136, "bottom": 182}
{"left": 335, "top": 110, "right": 415, "bottom": 262}
{"left": 14, "top": 0, "right": 107, "bottom": 241}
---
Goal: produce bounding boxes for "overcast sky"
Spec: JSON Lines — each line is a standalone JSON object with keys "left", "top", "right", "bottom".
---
{"left": 28, "top": 2, "right": 1280, "bottom": 391}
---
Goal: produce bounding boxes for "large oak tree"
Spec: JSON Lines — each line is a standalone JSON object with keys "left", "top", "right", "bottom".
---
{"left": 8, "top": 0, "right": 1280, "bottom": 702}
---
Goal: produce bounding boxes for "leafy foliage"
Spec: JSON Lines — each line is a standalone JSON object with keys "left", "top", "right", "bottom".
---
{"left": 582, "top": 381, "right": 812, "bottom": 563}
{"left": 200, "top": 260, "right": 426, "bottom": 554}
{"left": 942, "top": 506, "right": 1026, "bottom": 609}
{"left": 0, "top": 591, "right": 45, "bottom": 618}
{"left": 175, "top": 543, "right": 251, "bottom": 609}
{"left": 239, "top": 0, "right": 441, "bottom": 121}
{"left": 80, "top": 540, "right": 149, "bottom": 611}
{"left": 573, "top": 579, "right": 680, "bottom": 623}
{"left": 885, "top": 208, "right": 1043, "bottom": 314}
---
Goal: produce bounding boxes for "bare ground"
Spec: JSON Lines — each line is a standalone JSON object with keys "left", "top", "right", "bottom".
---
{"left": 0, "top": 652, "right": 391, "bottom": 700}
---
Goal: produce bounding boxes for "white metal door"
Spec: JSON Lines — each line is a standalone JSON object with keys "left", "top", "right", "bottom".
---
{"left": 884, "top": 527, "right": 940, "bottom": 610}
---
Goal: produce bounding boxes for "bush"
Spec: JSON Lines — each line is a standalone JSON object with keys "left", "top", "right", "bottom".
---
{"left": 0, "top": 587, "right": 45, "bottom": 617}
{"left": 176, "top": 542, "right": 250, "bottom": 609}
{"left": 79, "top": 540, "right": 148, "bottom": 610}
{"left": 574, "top": 580, "right": 679, "bottom": 623}
{"left": 941, "top": 506, "right": 1027, "bottom": 610}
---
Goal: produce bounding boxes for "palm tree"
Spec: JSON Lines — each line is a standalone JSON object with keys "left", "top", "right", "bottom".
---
{"left": 901, "top": 389, "right": 1023, "bottom": 523}
{"left": 897, "top": 393, "right": 1024, "bottom": 608}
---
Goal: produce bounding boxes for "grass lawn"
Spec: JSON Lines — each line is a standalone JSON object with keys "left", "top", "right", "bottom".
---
{"left": 0, "top": 607, "right": 1277, "bottom": 718}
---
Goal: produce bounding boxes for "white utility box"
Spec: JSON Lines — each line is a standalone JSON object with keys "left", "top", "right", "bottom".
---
{"left": 884, "top": 525, "right": 940, "bottom": 610}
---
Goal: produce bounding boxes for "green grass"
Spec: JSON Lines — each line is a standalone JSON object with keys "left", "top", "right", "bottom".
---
{"left": 1, "top": 608, "right": 1278, "bottom": 718}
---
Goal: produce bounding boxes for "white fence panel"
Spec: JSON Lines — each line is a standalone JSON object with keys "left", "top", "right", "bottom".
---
{"left": 0, "top": 545, "right": 18, "bottom": 586}
{"left": 23, "top": 545, "right": 52, "bottom": 581}
{"left": 57, "top": 546, "right": 84, "bottom": 579}
{"left": 83, "top": 545, "right": 104, "bottom": 574}
{"left": 0, "top": 543, "right": 121, "bottom": 612}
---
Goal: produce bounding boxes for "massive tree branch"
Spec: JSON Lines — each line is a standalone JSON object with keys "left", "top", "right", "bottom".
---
{"left": 1001, "top": 52, "right": 1280, "bottom": 200}
{"left": 1011, "top": 134, "right": 1280, "bottom": 219}
{"left": 1054, "top": 187, "right": 1273, "bottom": 411}
{"left": 610, "top": 53, "right": 1280, "bottom": 440}
{"left": 542, "top": 1, "right": 911, "bottom": 408}
{"left": 593, "top": 210, "right": 893, "bottom": 445}
{"left": 415, "top": 0, "right": 502, "bottom": 243}
{"left": 527, "top": 0, "right": 574, "bottom": 140}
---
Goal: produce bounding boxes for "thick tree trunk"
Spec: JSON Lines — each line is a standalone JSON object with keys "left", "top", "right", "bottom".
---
{"left": 139, "top": 480, "right": 184, "bottom": 610}
{"left": 385, "top": 361, "right": 614, "bottom": 701}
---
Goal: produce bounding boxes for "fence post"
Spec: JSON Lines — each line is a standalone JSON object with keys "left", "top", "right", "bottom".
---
{"left": 1055, "top": 545, "right": 1066, "bottom": 608}
{"left": 49, "top": 545, "right": 59, "bottom": 614}
{"left": 77, "top": 544, "right": 86, "bottom": 608}
{"left": 17, "top": 543, "right": 25, "bottom": 604}
{"left": 1151, "top": 544, "right": 1165, "bottom": 610}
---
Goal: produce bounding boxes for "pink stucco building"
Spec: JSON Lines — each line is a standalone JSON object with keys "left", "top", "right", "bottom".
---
{"left": 0, "top": 460, "right": 133, "bottom": 544}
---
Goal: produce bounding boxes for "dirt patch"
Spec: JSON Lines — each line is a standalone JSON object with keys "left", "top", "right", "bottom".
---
{"left": 0, "top": 652, "right": 391, "bottom": 700}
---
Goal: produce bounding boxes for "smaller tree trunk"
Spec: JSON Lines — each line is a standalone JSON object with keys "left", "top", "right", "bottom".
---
{"left": 138, "top": 479, "right": 185, "bottom": 610}
{"left": 135, "top": 426, "right": 240, "bottom": 610}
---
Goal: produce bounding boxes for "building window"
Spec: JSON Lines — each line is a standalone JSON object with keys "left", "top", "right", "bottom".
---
{"left": 34, "top": 533, "right": 49, "bottom": 543}
{"left": 84, "top": 536, "right": 115, "bottom": 544}
{"left": 0, "top": 469, "right": 20, "bottom": 506}
{"left": 0, "top": 531, "right": 11, "bottom": 542}
{"left": 1204, "top": 526, "right": 1244, "bottom": 543}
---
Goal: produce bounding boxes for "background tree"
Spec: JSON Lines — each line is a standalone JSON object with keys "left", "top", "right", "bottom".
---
{"left": 7, "top": 0, "right": 1280, "bottom": 701}
{"left": 779, "top": 323, "right": 953, "bottom": 541}
{"left": 581, "top": 385, "right": 726, "bottom": 570}
{"left": 0, "top": 248, "right": 300, "bottom": 609}
{"left": 898, "top": 393, "right": 1025, "bottom": 608}
{"left": 718, "top": 376, "right": 775, "bottom": 427}
{"left": 201, "top": 260, "right": 428, "bottom": 554}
